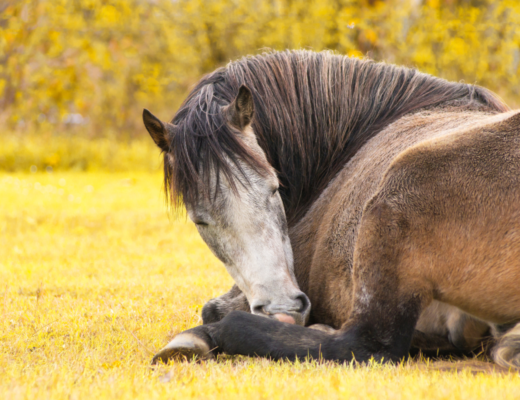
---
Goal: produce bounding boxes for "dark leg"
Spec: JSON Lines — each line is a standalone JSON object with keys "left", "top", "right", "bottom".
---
{"left": 153, "top": 305, "right": 418, "bottom": 364}
{"left": 153, "top": 292, "right": 423, "bottom": 364}
{"left": 201, "top": 284, "right": 250, "bottom": 324}
{"left": 153, "top": 311, "right": 370, "bottom": 363}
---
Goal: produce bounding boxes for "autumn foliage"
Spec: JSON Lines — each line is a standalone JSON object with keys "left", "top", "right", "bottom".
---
{"left": 1, "top": 0, "right": 520, "bottom": 170}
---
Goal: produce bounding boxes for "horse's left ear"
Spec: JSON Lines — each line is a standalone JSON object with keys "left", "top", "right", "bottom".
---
{"left": 143, "top": 109, "right": 172, "bottom": 152}
{"left": 226, "top": 85, "right": 255, "bottom": 131}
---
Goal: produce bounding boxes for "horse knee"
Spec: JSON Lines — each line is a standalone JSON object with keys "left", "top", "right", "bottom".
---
{"left": 491, "top": 323, "right": 520, "bottom": 369}
{"left": 201, "top": 299, "right": 225, "bottom": 324}
{"left": 201, "top": 285, "right": 250, "bottom": 324}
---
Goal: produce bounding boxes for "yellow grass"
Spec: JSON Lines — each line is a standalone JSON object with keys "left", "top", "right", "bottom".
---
{"left": 0, "top": 135, "right": 160, "bottom": 172}
{"left": 2, "top": 171, "right": 520, "bottom": 399}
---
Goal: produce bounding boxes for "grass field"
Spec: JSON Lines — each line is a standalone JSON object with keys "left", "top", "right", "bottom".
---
{"left": 2, "top": 171, "right": 520, "bottom": 400}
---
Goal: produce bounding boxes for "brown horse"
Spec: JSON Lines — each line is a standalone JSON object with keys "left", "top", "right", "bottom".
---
{"left": 143, "top": 50, "right": 520, "bottom": 368}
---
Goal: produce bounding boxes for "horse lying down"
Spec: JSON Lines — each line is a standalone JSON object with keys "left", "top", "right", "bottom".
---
{"left": 143, "top": 50, "right": 520, "bottom": 368}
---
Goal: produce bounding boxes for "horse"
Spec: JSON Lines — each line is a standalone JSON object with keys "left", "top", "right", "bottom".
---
{"left": 143, "top": 50, "right": 520, "bottom": 368}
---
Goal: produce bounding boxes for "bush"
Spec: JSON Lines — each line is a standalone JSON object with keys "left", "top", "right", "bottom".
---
{"left": 1, "top": 0, "right": 519, "bottom": 170}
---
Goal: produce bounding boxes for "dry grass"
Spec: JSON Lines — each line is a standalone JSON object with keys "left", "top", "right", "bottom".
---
{"left": 1, "top": 171, "right": 519, "bottom": 400}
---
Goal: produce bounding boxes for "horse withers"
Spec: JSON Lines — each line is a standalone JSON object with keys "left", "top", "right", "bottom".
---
{"left": 144, "top": 50, "right": 520, "bottom": 368}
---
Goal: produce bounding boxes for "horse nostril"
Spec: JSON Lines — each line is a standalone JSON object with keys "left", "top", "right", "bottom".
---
{"left": 251, "top": 301, "right": 270, "bottom": 316}
{"left": 295, "top": 293, "right": 311, "bottom": 314}
{"left": 253, "top": 305, "right": 265, "bottom": 314}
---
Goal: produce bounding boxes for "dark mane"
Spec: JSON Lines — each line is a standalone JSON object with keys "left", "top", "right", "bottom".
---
{"left": 166, "top": 50, "right": 509, "bottom": 224}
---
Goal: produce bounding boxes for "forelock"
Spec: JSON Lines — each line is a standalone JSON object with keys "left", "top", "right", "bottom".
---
{"left": 164, "top": 77, "right": 269, "bottom": 211}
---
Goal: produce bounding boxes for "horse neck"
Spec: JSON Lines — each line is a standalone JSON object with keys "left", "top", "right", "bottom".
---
{"left": 229, "top": 51, "right": 507, "bottom": 225}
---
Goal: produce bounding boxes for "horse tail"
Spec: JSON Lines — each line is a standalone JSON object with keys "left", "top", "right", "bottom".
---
{"left": 491, "top": 323, "right": 520, "bottom": 369}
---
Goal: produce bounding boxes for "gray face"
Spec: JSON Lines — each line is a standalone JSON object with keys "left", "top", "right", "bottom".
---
{"left": 185, "top": 128, "right": 310, "bottom": 326}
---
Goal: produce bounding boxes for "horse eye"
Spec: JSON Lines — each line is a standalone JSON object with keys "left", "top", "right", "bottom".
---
{"left": 271, "top": 188, "right": 279, "bottom": 196}
{"left": 195, "top": 221, "right": 209, "bottom": 227}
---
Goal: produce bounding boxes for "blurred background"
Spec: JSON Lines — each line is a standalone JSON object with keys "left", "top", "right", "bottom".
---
{"left": 1, "top": 0, "right": 520, "bottom": 172}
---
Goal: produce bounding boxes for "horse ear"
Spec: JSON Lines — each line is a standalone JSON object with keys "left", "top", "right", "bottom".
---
{"left": 143, "top": 109, "right": 171, "bottom": 152}
{"left": 227, "top": 85, "right": 255, "bottom": 131}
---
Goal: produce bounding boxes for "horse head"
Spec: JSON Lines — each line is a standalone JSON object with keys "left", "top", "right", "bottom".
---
{"left": 143, "top": 85, "right": 310, "bottom": 326}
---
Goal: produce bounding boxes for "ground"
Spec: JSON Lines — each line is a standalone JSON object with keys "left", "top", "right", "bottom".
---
{"left": 1, "top": 171, "right": 519, "bottom": 399}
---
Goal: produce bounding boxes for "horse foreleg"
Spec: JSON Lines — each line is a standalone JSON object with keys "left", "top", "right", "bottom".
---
{"left": 151, "top": 307, "right": 418, "bottom": 364}
{"left": 152, "top": 311, "right": 364, "bottom": 364}
{"left": 201, "top": 284, "right": 250, "bottom": 324}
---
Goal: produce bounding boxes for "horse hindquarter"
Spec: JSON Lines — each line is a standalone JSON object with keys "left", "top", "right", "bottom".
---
{"left": 347, "top": 111, "right": 520, "bottom": 361}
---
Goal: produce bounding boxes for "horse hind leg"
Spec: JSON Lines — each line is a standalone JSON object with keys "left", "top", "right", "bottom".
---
{"left": 491, "top": 322, "right": 520, "bottom": 369}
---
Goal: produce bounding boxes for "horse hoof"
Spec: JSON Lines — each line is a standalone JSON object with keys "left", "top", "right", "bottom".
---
{"left": 151, "top": 333, "right": 215, "bottom": 364}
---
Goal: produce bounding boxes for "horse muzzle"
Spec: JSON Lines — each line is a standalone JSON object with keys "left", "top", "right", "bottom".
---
{"left": 250, "top": 292, "right": 311, "bottom": 326}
